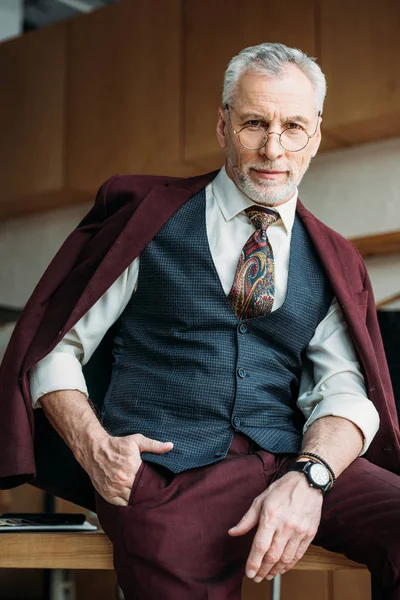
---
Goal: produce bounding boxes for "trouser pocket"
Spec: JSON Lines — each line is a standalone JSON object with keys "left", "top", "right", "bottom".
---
{"left": 127, "top": 461, "right": 147, "bottom": 506}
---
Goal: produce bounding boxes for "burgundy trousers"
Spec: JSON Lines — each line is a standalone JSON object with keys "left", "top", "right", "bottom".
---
{"left": 95, "top": 434, "right": 400, "bottom": 600}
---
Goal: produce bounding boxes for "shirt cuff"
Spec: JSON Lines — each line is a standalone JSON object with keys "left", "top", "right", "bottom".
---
{"left": 29, "top": 352, "right": 88, "bottom": 408}
{"left": 302, "top": 394, "right": 380, "bottom": 455}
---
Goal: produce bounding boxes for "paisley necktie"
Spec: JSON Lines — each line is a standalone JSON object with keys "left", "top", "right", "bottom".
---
{"left": 228, "top": 206, "right": 280, "bottom": 319}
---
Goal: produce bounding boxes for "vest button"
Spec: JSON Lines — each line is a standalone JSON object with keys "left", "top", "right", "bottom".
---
{"left": 215, "top": 450, "right": 225, "bottom": 457}
{"left": 233, "top": 416, "right": 241, "bottom": 428}
{"left": 237, "top": 367, "right": 246, "bottom": 378}
{"left": 238, "top": 323, "right": 248, "bottom": 334}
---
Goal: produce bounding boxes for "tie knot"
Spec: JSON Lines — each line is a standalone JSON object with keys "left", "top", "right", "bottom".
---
{"left": 245, "top": 206, "right": 280, "bottom": 230}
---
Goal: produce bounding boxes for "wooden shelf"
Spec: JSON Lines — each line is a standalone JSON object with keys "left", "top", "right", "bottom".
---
{"left": 349, "top": 230, "right": 400, "bottom": 258}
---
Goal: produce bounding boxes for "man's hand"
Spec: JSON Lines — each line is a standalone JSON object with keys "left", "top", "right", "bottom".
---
{"left": 83, "top": 433, "right": 174, "bottom": 506}
{"left": 39, "top": 390, "right": 174, "bottom": 507}
{"left": 228, "top": 471, "right": 323, "bottom": 582}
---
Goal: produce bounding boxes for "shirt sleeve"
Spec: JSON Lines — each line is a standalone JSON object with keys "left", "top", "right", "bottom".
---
{"left": 29, "top": 258, "right": 139, "bottom": 408}
{"left": 298, "top": 297, "right": 380, "bottom": 455}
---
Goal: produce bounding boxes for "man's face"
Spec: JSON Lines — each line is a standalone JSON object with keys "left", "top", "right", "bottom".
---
{"left": 216, "top": 65, "right": 322, "bottom": 206}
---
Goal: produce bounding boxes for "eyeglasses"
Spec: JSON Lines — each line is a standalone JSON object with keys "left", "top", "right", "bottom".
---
{"left": 225, "top": 104, "right": 321, "bottom": 153}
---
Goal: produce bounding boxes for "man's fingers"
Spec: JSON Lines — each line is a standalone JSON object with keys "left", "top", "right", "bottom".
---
{"left": 262, "top": 537, "right": 312, "bottom": 581}
{"left": 247, "top": 530, "right": 284, "bottom": 580}
{"left": 263, "top": 537, "right": 303, "bottom": 580}
{"left": 228, "top": 499, "right": 262, "bottom": 537}
{"left": 100, "top": 485, "right": 133, "bottom": 506}
{"left": 109, "top": 498, "right": 127, "bottom": 506}
{"left": 132, "top": 434, "right": 174, "bottom": 454}
{"left": 276, "top": 538, "right": 312, "bottom": 576}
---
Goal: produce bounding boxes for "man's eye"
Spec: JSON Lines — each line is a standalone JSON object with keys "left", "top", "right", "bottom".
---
{"left": 245, "top": 120, "right": 262, "bottom": 128}
{"left": 286, "top": 122, "right": 303, "bottom": 130}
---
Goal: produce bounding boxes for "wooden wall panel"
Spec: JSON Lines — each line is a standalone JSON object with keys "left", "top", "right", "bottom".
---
{"left": 0, "top": 23, "right": 67, "bottom": 203}
{"left": 183, "top": 0, "right": 316, "bottom": 168}
{"left": 67, "top": 0, "right": 193, "bottom": 193}
{"left": 320, "top": 0, "right": 400, "bottom": 144}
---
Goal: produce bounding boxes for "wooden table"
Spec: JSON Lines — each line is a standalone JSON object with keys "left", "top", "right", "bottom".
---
{"left": 0, "top": 531, "right": 363, "bottom": 571}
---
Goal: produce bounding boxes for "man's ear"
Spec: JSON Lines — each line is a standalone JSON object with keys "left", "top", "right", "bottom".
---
{"left": 216, "top": 107, "right": 227, "bottom": 149}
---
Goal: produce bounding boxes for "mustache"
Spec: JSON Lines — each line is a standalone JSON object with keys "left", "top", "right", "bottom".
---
{"left": 246, "top": 163, "right": 291, "bottom": 173}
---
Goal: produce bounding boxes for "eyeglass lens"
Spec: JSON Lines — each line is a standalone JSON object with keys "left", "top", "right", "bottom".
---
{"left": 238, "top": 127, "right": 309, "bottom": 151}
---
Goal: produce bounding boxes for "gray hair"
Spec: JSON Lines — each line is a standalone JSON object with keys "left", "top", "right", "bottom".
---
{"left": 222, "top": 43, "right": 326, "bottom": 113}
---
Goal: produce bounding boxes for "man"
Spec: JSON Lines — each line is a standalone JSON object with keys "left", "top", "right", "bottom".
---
{"left": 1, "top": 43, "right": 400, "bottom": 599}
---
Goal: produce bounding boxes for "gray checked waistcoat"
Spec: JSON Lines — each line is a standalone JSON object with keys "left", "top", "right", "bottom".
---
{"left": 101, "top": 189, "right": 333, "bottom": 473}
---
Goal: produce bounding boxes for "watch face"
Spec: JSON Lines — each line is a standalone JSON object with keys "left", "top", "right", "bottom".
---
{"left": 309, "top": 463, "right": 330, "bottom": 487}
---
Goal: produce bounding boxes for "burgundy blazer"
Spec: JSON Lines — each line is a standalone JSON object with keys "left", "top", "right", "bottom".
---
{"left": 0, "top": 170, "right": 398, "bottom": 508}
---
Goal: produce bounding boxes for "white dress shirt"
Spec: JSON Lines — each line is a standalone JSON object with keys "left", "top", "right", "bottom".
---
{"left": 29, "top": 167, "right": 379, "bottom": 454}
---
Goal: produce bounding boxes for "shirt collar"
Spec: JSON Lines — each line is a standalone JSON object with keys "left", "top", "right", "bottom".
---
{"left": 211, "top": 166, "right": 297, "bottom": 235}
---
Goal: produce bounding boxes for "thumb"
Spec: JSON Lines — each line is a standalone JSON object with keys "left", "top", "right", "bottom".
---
{"left": 228, "top": 503, "right": 261, "bottom": 536}
{"left": 133, "top": 434, "right": 174, "bottom": 454}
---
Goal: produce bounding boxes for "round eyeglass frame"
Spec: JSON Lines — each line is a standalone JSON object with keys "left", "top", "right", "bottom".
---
{"left": 225, "top": 104, "right": 321, "bottom": 153}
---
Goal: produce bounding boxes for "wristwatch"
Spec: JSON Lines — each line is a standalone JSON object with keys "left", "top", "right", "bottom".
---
{"left": 289, "top": 460, "right": 332, "bottom": 495}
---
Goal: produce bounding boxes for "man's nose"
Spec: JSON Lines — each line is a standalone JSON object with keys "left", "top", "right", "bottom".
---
{"left": 259, "top": 132, "right": 284, "bottom": 161}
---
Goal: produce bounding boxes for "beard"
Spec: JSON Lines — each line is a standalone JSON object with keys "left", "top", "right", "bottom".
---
{"left": 226, "top": 145, "right": 311, "bottom": 206}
